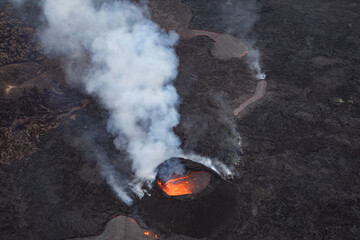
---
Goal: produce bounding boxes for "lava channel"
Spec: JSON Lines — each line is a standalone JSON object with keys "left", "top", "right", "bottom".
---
{"left": 157, "top": 171, "right": 211, "bottom": 196}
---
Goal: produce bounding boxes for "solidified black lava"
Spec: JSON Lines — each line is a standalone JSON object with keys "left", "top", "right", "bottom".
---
{"left": 138, "top": 158, "right": 240, "bottom": 238}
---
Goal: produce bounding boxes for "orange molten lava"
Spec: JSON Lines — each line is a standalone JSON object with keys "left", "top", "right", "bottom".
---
{"left": 144, "top": 231, "right": 158, "bottom": 238}
{"left": 157, "top": 171, "right": 211, "bottom": 196}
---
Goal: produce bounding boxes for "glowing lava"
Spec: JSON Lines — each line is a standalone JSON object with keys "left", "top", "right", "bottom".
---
{"left": 143, "top": 231, "right": 158, "bottom": 239}
{"left": 157, "top": 171, "right": 211, "bottom": 196}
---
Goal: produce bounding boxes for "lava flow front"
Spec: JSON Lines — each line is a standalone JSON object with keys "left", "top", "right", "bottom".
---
{"left": 157, "top": 171, "right": 211, "bottom": 196}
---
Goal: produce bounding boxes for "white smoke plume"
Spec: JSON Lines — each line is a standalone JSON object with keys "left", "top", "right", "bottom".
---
{"left": 10, "top": 0, "right": 235, "bottom": 204}
{"left": 29, "top": 0, "right": 181, "bottom": 204}
{"left": 41, "top": 0, "right": 181, "bottom": 179}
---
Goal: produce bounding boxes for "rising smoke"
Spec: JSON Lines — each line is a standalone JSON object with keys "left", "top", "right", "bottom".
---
{"left": 221, "top": 0, "right": 266, "bottom": 79}
{"left": 11, "top": 0, "right": 181, "bottom": 204}
{"left": 42, "top": 0, "right": 181, "bottom": 202}
{"left": 9, "top": 0, "right": 233, "bottom": 204}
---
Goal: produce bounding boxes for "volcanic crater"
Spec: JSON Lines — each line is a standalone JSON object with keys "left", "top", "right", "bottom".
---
{"left": 138, "top": 158, "right": 241, "bottom": 238}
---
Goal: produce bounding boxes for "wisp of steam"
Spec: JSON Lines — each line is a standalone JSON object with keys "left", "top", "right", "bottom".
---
{"left": 247, "top": 48, "right": 266, "bottom": 80}
{"left": 222, "top": 0, "right": 266, "bottom": 80}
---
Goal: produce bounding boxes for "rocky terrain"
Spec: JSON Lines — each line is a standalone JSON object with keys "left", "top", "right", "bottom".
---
{"left": 1, "top": 0, "right": 359, "bottom": 239}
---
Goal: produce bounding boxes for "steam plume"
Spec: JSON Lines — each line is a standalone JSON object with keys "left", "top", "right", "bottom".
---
{"left": 10, "top": 0, "right": 234, "bottom": 204}
{"left": 16, "top": 0, "right": 181, "bottom": 203}
{"left": 41, "top": 0, "right": 181, "bottom": 180}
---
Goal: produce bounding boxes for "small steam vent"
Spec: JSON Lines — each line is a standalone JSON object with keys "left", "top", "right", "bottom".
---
{"left": 138, "top": 158, "right": 240, "bottom": 238}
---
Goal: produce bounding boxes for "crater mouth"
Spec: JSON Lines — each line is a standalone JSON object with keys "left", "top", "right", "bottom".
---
{"left": 156, "top": 170, "right": 211, "bottom": 196}
{"left": 138, "top": 158, "right": 241, "bottom": 238}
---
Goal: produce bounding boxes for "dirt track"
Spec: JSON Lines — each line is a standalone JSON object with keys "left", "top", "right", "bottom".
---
{"left": 234, "top": 80, "right": 267, "bottom": 116}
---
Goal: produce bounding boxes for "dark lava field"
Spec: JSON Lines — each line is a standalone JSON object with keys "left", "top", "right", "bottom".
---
{"left": 1, "top": 0, "right": 360, "bottom": 239}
